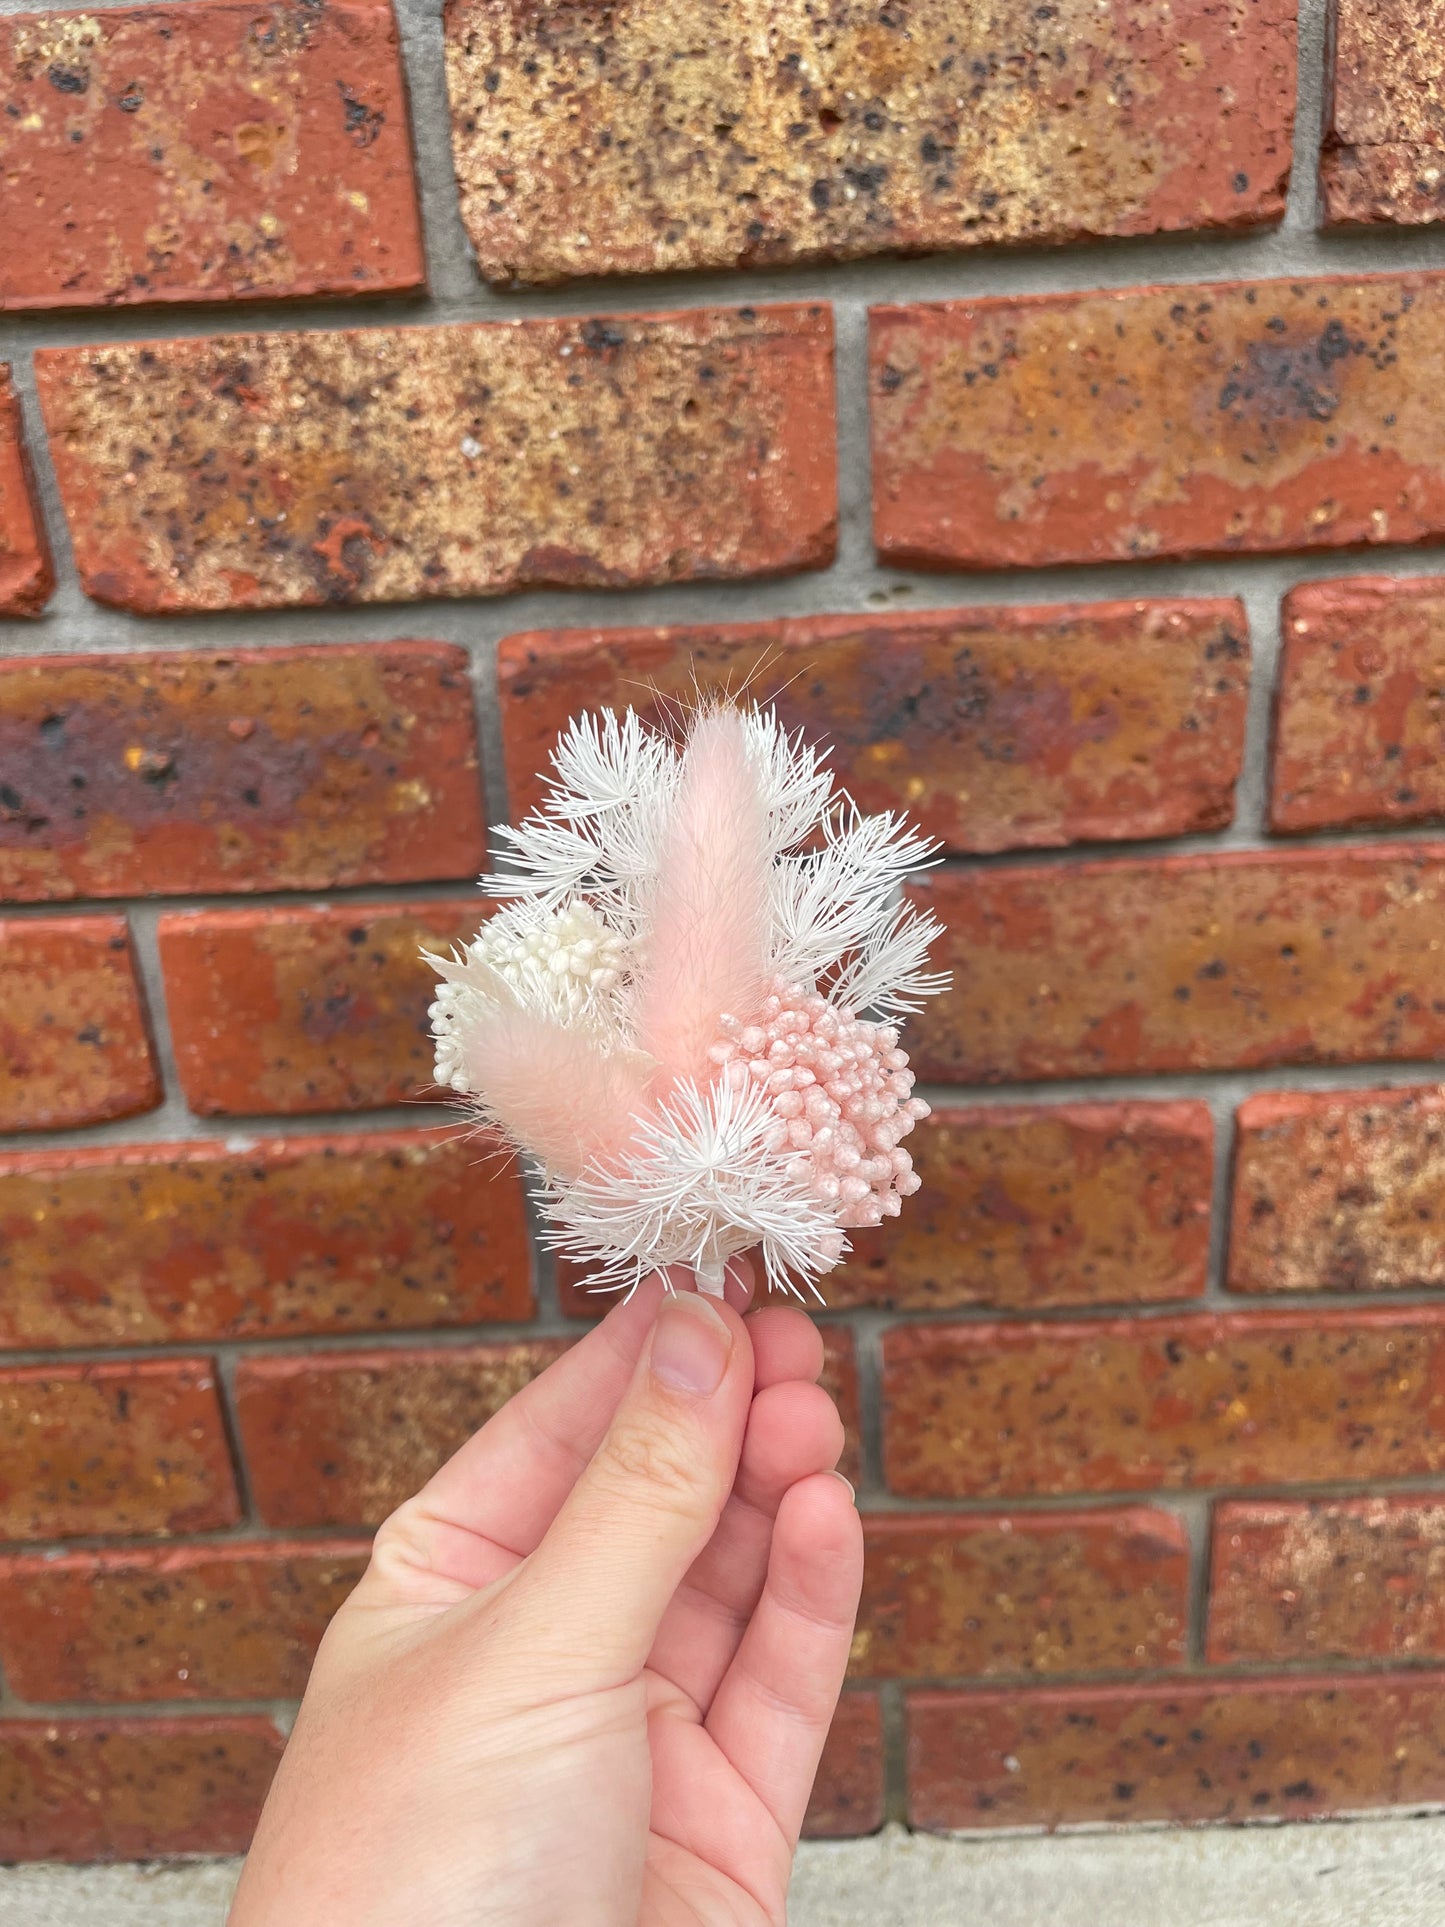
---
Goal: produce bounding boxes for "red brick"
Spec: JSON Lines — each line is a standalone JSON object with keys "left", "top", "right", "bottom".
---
{"left": 1322, "top": 0, "right": 1445, "bottom": 227}
{"left": 1229, "top": 1086, "right": 1445, "bottom": 1296}
{"left": 0, "top": 644, "right": 486, "bottom": 902}
{"left": 35, "top": 306, "right": 837, "bottom": 613}
{"left": 882, "top": 1308, "right": 1445, "bottom": 1500}
{"left": 0, "top": 1131, "right": 532, "bottom": 1348}
{"left": 819, "top": 1326, "right": 862, "bottom": 1490}
{"left": 907, "top": 1673, "right": 1445, "bottom": 1829}
{"left": 1209, "top": 1498, "right": 1445, "bottom": 1664}
{"left": 0, "top": 1, "right": 423, "bottom": 311}
{"left": 907, "top": 845, "right": 1445, "bottom": 1084}
{"left": 871, "top": 275, "right": 1445, "bottom": 571}
{"left": 498, "top": 599, "right": 1249, "bottom": 854}
{"left": 0, "top": 915, "right": 159, "bottom": 1132}
{"left": 0, "top": 1358, "right": 238, "bottom": 1540}
{"left": 0, "top": 1542, "right": 368, "bottom": 1701}
{"left": 852, "top": 1508, "right": 1188, "bottom": 1680}
{"left": 235, "top": 1341, "right": 570, "bottom": 1527}
{"left": 158, "top": 900, "right": 488, "bottom": 1116}
{"left": 1273, "top": 576, "right": 1445, "bottom": 832}
{"left": 445, "top": 0, "right": 1294, "bottom": 285}
{"left": 802, "top": 1692, "right": 884, "bottom": 1839}
{"left": 0, "top": 364, "right": 53, "bottom": 616}
{"left": 829, "top": 1102, "right": 1213, "bottom": 1312}
{"left": 0, "top": 1717, "right": 281, "bottom": 1860}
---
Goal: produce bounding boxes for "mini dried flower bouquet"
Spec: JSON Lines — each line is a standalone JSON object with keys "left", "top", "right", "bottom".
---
{"left": 427, "top": 702, "right": 947, "bottom": 1302}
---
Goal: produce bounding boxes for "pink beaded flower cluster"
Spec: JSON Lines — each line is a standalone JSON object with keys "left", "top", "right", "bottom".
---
{"left": 712, "top": 981, "right": 928, "bottom": 1259}
{"left": 427, "top": 702, "right": 947, "bottom": 1303}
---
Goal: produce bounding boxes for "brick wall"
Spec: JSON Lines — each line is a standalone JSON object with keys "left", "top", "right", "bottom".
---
{"left": 2, "top": 0, "right": 1445, "bottom": 1862}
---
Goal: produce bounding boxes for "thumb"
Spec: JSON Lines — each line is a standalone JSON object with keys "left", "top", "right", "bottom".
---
{"left": 496, "top": 1288, "right": 753, "bottom": 1684}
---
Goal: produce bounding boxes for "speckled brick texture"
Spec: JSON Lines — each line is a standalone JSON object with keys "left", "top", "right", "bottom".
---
{"left": 0, "top": 1542, "right": 368, "bottom": 1701}
{"left": 0, "top": 1131, "right": 532, "bottom": 1347}
{"left": 0, "top": 364, "right": 53, "bottom": 617}
{"left": 233, "top": 1340, "right": 569, "bottom": 1527}
{"left": 1273, "top": 575, "right": 1445, "bottom": 831}
{"left": 0, "top": 915, "right": 159, "bottom": 1131}
{"left": 0, "top": 1719, "right": 282, "bottom": 1861}
{"left": 852, "top": 1509, "right": 1188, "bottom": 1680}
{"left": 906, "top": 1674, "right": 1445, "bottom": 1828}
{"left": 35, "top": 306, "right": 837, "bottom": 612}
{"left": 1229, "top": 1087, "right": 1445, "bottom": 1295}
{"left": 498, "top": 599, "right": 1250, "bottom": 854}
{"left": 1208, "top": 1499, "right": 1445, "bottom": 1663}
{"left": 907, "top": 846, "right": 1445, "bottom": 1083}
{"left": 829, "top": 1101, "right": 1213, "bottom": 1311}
{"left": 818, "top": 1327, "right": 863, "bottom": 1490}
{"left": 443, "top": 0, "right": 1296, "bottom": 285}
{"left": 0, "top": 0, "right": 424, "bottom": 313}
{"left": 0, "top": 1358, "right": 238, "bottom": 1540}
{"left": 0, "top": 644, "right": 487, "bottom": 901}
{"left": 872, "top": 275, "right": 1445, "bottom": 570}
{"left": 882, "top": 1309, "right": 1445, "bottom": 1499}
{"left": 1322, "top": 0, "right": 1445, "bottom": 227}
{"left": 804, "top": 1693, "right": 884, "bottom": 1838}
{"left": 157, "top": 900, "right": 487, "bottom": 1114}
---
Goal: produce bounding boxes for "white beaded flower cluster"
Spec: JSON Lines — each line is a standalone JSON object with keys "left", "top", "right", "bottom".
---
{"left": 426, "top": 703, "right": 947, "bottom": 1302}
{"left": 431, "top": 900, "right": 627, "bottom": 1089}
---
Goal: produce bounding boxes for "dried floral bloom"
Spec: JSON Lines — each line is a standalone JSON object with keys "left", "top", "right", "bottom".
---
{"left": 427, "top": 703, "right": 948, "bottom": 1301}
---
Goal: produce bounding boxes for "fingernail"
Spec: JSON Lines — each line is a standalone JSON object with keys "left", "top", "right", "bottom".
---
{"left": 651, "top": 1291, "right": 732, "bottom": 1397}
{"left": 827, "top": 1470, "right": 856, "bottom": 1503}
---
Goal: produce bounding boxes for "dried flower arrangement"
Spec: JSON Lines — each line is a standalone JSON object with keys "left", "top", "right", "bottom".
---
{"left": 427, "top": 702, "right": 947, "bottom": 1302}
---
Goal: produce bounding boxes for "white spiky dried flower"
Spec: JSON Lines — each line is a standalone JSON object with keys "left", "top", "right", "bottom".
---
{"left": 426, "top": 702, "right": 948, "bottom": 1303}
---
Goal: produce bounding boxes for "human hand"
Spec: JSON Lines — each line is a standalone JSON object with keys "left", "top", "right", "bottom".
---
{"left": 227, "top": 1265, "right": 864, "bottom": 1927}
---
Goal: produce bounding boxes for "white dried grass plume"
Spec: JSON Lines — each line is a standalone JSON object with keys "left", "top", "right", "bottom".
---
{"left": 427, "top": 701, "right": 948, "bottom": 1302}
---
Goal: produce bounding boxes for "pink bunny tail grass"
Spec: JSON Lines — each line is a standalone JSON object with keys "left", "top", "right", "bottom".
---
{"left": 634, "top": 705, "right": 771, "bottom": 1088}
{"left": 459, "top": 1005, "right": 652, "bottom": 1183}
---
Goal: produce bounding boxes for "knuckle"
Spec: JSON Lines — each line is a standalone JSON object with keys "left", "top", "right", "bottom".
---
{"left": 596, "top": 1412, "right": 711, "bottom": 1518}
{"left": 367, "top": 1501, "right": 430, "bottom": 1580}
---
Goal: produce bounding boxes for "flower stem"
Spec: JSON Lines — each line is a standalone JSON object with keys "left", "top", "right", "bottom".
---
{"left": 694, "top": 1256, "right": 726, "bottom": 1298}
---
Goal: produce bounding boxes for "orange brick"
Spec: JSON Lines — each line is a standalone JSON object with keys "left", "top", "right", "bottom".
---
{"left": 852, "top": 1508, "right": 1188, "bottom": 1680}
{"left": 907, "top": 845, "right": 1445, "bottom": 1083}
{"left": 0, "top": 1717, "right": 282, "bottom": 1860}
{"left": 907, "top": 1674, "right": 1445, "bottom": 1829}
{"left": 882, "top": 1309, "right": 1445, "bottom": 1499}
{"left": 803, "top": 1692, "right": 884, "bottom": 1839}
{"left": 819, "top": 1326, "right": 862, "bottom": 1490}
{"left": 1209, "top": 1498, "right": 1445, "bottom": 1664}
{"left": 0, "top": 1358, "right": 238, "bottom": 1540}
{"left": 497, "top": 599, "right": 1249, "bottom": 854}
{"left": 0, "top": 1, "right": 422, "bottom": 312}
{"left": 446, "top": 0, "right": 1294, "bottom": 282}
{"left": 158, "top": 900, "right": 487, "bottom": 1116}
{"left": 235, "top": 1341, "right": 569, "bottom": 1528}
{"left": 1322, "top": 0, "right": 1445, "bottom": 227}
{"left": 1273, "top": 576, "right": 1445, "bottom": 832}
{"left": 0, "top": 1131, "right": 532, "bottom": 1348}
{"left": 0, "top": 915, "right": 159, "bottom": 1132}
{"left": 0, "top": 644, "right": 486, "bottom": 901}
{"left": 830, "top": 1102, "right": 1213, "bottom": 1312}
{"left": 0, "top": 1541, "right": 368, "bottom": 1701}
{"left": 872, "top": 276, "right": 1445, "bottom": 570}
{"left": 1229, "top": 1087, "right": 1445, "bottom": 1296}
{"left": 0, "top": 364, "right": 53, "bottom": 616}
{"left": 35, "top": 307, "right": 836, "bottom": 612}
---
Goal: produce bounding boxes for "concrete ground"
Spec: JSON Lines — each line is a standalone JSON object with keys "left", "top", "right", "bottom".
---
{"left": 2, "top": 1817, "right": 1443, "bottom": 1926}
